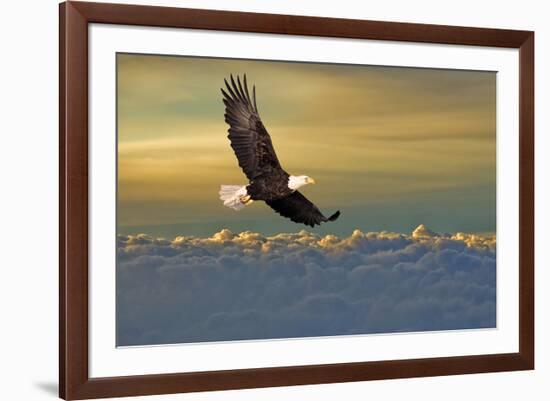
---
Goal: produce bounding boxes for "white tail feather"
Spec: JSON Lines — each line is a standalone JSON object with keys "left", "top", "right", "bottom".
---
{"left": 219, "top": 185, "right": 249, "bottom": 211}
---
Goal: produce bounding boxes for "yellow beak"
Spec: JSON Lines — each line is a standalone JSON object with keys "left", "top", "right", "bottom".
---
{"left": 308, "top": 178, "right": 316, "bottom": 184}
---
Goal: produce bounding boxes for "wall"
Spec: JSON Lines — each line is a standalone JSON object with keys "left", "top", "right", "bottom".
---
{"left": 0, "top": 0, "right": 547, "bottom": 399}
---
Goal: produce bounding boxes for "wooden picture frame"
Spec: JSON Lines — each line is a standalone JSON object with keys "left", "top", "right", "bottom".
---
{"left": 59, "top": 1, "right": 534, "bottom": 399}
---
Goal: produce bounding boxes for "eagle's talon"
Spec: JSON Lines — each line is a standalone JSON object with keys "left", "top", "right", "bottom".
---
{"left": 240, "top": 195, "right": 252, "bottom": 204}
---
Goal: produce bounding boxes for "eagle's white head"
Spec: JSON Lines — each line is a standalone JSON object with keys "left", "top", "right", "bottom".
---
{"left": 288, "top": 175, "right": 316, "bottom": 190}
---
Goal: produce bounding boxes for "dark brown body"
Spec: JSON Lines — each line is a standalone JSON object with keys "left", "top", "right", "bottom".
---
{"left": 247, "top": 170, "right": 292, "bottom": 201}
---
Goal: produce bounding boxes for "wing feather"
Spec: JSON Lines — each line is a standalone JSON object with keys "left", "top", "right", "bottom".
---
{"left": 221, "top": 74, "right": 281, "bottom": 180}
{"left": 252, "top": 85, "right": 258, "bottom": 112}
{"left": 266, "top": 191, "right": 341, "bottom": 227}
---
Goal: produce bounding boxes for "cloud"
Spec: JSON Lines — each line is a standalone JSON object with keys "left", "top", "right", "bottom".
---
{"left": 116, "top": 225, "right": 496, "bottom": 346}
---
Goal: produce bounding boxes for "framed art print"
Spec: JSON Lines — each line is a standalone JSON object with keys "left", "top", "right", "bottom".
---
{"left": 59, "top": 1, "right": 534, "bottom": 399}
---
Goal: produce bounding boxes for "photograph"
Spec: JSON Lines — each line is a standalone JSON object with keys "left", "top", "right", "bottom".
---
{"left": 116, "top": 54, "right": 497, "bottom": 346}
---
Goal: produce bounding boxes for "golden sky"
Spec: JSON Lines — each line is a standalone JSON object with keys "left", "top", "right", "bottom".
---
{"left": 117, "top": 53, "right": 496, "bottom": 237}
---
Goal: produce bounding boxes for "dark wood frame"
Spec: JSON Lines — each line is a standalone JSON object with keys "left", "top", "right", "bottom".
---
{"left": 59, "top": 1, "right": 534, "bottom": 399}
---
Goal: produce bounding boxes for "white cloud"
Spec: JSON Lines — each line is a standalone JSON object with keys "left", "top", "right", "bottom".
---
{"left": 117, "top": 225, "right": 496, "bottom": 346}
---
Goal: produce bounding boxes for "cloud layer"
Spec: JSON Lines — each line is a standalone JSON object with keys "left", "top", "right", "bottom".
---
{"left": 117, "top": 226, "right": 496, "bottom": 346}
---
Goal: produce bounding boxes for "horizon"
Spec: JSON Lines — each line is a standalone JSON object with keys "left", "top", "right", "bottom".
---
{"left": 116, "top": 223, "right": 497, "bottom": 240}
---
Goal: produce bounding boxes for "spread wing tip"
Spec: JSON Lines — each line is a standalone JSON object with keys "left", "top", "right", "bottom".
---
{"left": 312, "top": 210, "right": 340, "bottom": 227}
{"left": 327, "top": 210, "right": 341, "bottom": 222}
{"left": 221, "top": 74, "right": 258, "bottom": 113}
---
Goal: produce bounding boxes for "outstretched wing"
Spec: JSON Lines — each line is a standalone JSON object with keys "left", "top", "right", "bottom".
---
{"left": 221, "top": 74, "right": 282, "bottom": 180}
{"left": 266, "top": 191, "right": 341, "bottom": 227}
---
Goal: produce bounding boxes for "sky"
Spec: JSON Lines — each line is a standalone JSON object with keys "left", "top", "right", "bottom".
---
{"left": 117, "top": 53, "right": 496, "bottom": 237}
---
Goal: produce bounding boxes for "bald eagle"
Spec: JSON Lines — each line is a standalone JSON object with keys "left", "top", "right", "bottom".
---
{"left": 219, "top": 74, "right": 341, "bottom": 227}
